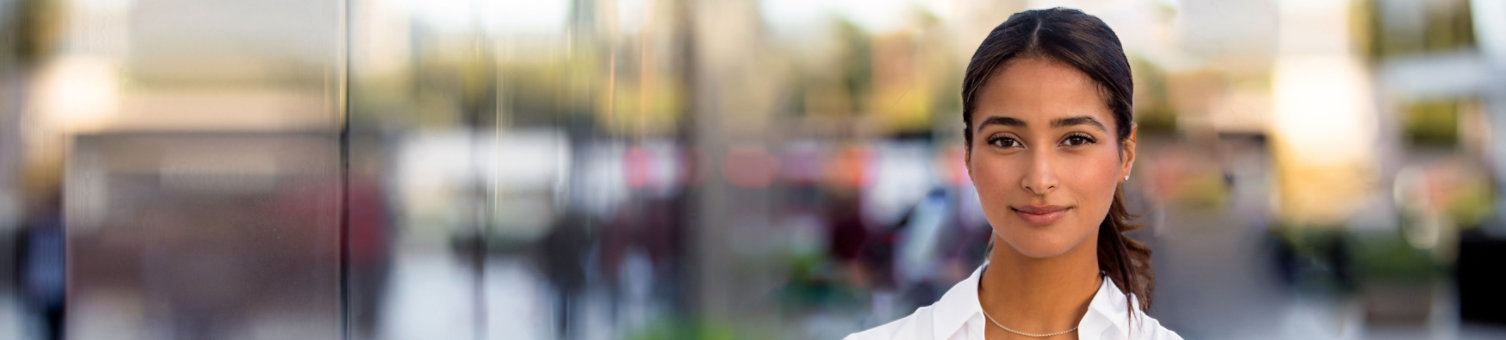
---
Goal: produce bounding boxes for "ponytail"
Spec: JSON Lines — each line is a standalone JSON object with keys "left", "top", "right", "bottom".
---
{"left": 1098, "top": 187, "right": 1153, "bottom": 313}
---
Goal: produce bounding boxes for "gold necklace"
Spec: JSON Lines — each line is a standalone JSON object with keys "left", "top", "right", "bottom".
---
{"left": 980, "top": 309, "right": 1078, "bottom": 337}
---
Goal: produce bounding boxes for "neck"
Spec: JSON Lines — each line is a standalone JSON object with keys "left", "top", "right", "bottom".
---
{"left": 977, "top": 233, "right": 1102, "bottom": 335}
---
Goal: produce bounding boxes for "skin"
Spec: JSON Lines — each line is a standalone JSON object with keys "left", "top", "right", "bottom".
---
{"left": 964, "top": 57, "right": 1136, "bottom": 339}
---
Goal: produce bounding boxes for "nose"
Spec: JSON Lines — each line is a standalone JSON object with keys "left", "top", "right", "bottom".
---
{"left": 1021, "top": 150, "right": 1058, "bottom": 195}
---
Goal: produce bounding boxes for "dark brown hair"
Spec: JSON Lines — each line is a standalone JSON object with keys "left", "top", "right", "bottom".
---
{"left": 962, "top": 7, "right": 1154, "bottom": 313}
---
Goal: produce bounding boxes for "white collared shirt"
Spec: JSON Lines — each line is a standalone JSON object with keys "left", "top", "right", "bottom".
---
{"left": 845, "top": 265, "right": 1182, "bottom": 340}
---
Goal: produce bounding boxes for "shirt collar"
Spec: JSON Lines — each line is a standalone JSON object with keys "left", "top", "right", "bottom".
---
{"left": 929, "top": 264, "right": 1136, "bottom": 339}
{"left": 929, "top": 265, "right": 985, "bottom": 339}
{"left": 1080, "top": 273, "right": 1134, "bottom": 338}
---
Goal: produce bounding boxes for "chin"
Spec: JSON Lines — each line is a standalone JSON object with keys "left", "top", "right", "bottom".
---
{"left": 994, "top": 225, "right": 1093, "bottom": 259}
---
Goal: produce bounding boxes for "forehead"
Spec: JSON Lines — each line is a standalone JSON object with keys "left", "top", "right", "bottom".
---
{"left": 973, "top": 57, "right": 1113, "bottom": 128}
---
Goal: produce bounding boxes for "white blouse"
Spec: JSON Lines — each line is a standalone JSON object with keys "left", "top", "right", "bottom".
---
{"left": 845, "top": 265, "right": 1182, "bottom": 340}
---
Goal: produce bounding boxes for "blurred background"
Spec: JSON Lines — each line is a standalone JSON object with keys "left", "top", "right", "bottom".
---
{"left": 1, "top": 0, "right": 1506, "bottom": 339}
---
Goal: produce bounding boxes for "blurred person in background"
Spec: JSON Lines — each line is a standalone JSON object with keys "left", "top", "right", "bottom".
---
{"left": 848, "top": 8, "right": 1178, "bottom": 340}
{"left": 17, "top": 169, "right": 64, "bottom": 340}
{"left": 537, "top": 209, "right": 593, "bottom": 340}
{"left": 341, "top": 170, "right": 393, "bottom": 339}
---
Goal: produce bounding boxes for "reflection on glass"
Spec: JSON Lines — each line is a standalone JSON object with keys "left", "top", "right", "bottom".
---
{"left": 0, "top": 0, "right": 1505, "bottom": 339}
{"left": 3, "top": 0, "right": 345, "bottom": 339}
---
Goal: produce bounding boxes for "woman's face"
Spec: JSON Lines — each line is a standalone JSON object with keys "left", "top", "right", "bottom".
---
{"left": 967, "top": 57, "right": 1135, "bottom": 259}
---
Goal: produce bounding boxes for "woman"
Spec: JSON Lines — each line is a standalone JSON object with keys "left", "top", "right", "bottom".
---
{"left": 847, "top": 8, "right": 1181, "bottom": 340}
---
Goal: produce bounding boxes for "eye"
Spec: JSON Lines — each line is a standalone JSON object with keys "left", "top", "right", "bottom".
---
{"left": 988, "top": 136, "right": 1022, "bottom": 149}
{"left": 1061, "top": 134, "right": 1096, "bottom": 147}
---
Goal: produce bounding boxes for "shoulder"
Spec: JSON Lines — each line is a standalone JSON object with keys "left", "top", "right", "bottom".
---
{"left": 844, "top": 305, "right": 936, "bottom": 340}
{"left": 849, "top": 264, "right": 985, "bottom": 340}
{"left": 1088, "top": 278, "right": 1183, "bottom": 340}
{"left": 1126, "top": 310, "right": 1183, "bottom": 340}
{"left": 1082, "top": 308, "right": 1183, "bottom": 339}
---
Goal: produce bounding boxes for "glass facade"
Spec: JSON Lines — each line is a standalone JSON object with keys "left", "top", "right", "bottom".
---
{"left": 1, "top": 0, "right": 1506, "bottom": 339}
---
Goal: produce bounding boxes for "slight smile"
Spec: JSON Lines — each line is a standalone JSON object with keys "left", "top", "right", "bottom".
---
{"left": 1010, "top": 205, "right": 1072, "bottom": 226}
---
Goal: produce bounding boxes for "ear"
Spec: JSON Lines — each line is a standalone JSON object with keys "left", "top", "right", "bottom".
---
{"left": 1121, "top": 123, "right": 1137, "bottom": 182}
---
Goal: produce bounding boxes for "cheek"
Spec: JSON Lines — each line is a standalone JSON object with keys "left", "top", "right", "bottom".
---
{"left": 1067, "top": 155, "right": 1126, "bottom": 238}
{"left": 968, "top": 156, "right": 1021, "bottom": 199}
{"left": 1071, "top": 151, "right": 1124, "bottom": 195}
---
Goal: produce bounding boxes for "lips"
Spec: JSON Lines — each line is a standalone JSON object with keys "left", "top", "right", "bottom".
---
{"left": 1011, "top": 205, "right": 1071, "bottom": 226}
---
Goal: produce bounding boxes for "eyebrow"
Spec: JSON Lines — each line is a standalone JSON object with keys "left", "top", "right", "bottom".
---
{"left": 975, "top": 115, "right": 1108, "bottom": 133}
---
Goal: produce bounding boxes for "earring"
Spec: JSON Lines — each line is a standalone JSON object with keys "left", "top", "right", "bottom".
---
{"left": 1123, "top": 174, "right": 1130, "bottom": 182}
